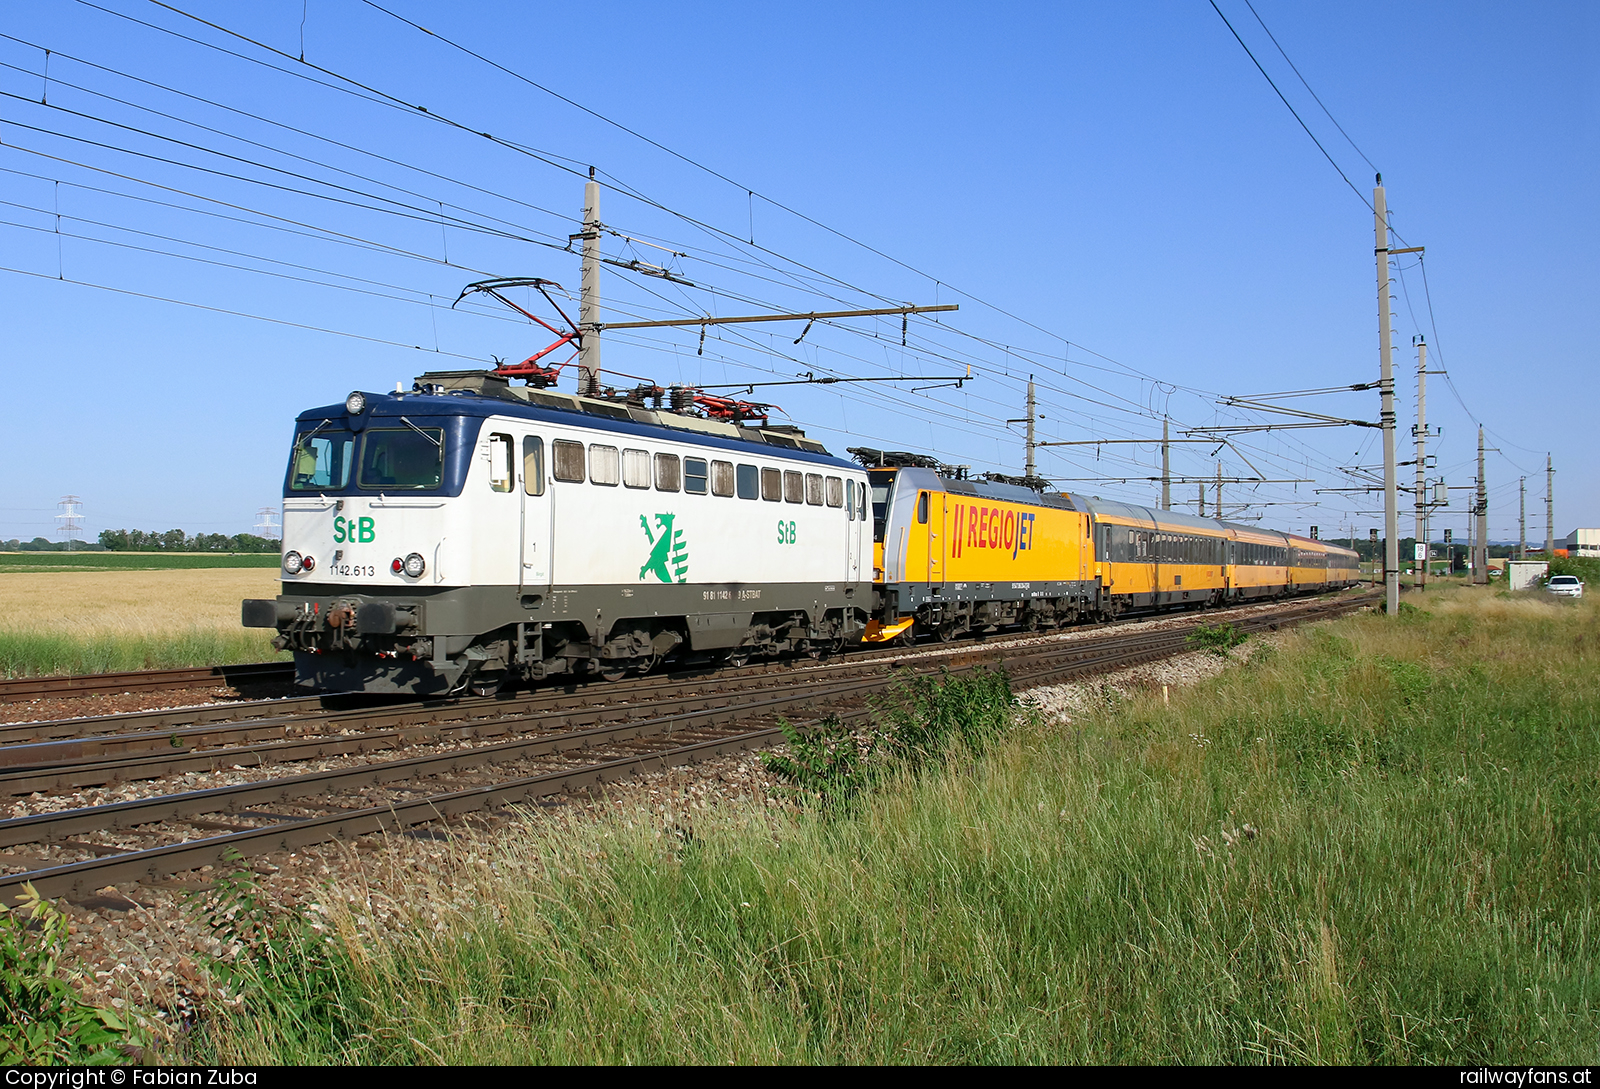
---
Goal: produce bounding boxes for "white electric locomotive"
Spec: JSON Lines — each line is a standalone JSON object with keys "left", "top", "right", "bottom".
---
{"left": 244, "top": 371, "right": 873, "bottom": 694}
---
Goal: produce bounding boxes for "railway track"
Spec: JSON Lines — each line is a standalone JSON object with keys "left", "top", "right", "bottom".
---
{"left": 0, "top": 661, "right": 295, "bottom": 704}
{"left": 0, "top": 591, "right": 1375, "bottom": 903}
{"left": 0, "top": 589, "right": 1371, "bottom": 746}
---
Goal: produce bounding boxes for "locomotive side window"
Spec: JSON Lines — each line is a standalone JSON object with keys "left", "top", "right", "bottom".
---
{"left": 522, "top": 436, "right": 545, "bottom": 496}
{"left": 488, "top": 433, "right": 514, "bottom": 493}
{"left": 783, "top": 470, "right": 804, "bottom": 504}
{"left": 589, "top": 444, "right": 619, "bottom": 487}
{"left": 289, "top": 428, "right": 354, "bottom": 490}
{"left": 654, "top": 453, "right": 681, "bottom": 492}
{"left": 761, "top": 468, "right": 782, "bottom": 502}
{"left": 685, "top": 457, "right": 708, "bottom": 495}
{"left": 358, "top": 428, "right": 443, "bottom": 490}
{"left": 552, "top": 440, "right": 585, "bottom": 483}
{"left": 623, "top": 449, "right": 650, "bottom": 489}
{"left": 826, "top": 476, "right": 844, "bottom": 508}
{"left": 736, "top": 464, "right": 759, "bottom": 500}
{"left": 805, "top": 474, "right": 824, "bottom": 505}
{"left": 916, "top": 491, "right": 929, "bottom": 524}
{"left": 711, "top": 460, "right": 735, "bottom": 497}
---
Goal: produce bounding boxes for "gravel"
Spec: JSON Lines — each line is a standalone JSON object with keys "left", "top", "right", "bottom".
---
{"left": 0, "top": 684, "right": 297, "bottom": 727}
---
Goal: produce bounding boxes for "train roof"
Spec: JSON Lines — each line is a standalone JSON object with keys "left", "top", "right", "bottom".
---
{"left": 1068, "top": 496, "right": 1239, "bottom": 534}
{"left": 293, "top": 374, "right": 861, "bottom": 473}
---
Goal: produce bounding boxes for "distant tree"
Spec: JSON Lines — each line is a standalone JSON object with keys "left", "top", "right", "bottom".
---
{"left": 231, "top": 533, "right": 279, "bottom": 553}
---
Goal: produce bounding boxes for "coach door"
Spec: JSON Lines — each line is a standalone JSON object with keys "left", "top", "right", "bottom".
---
{"left": 519, "top": 434, "right": 552, "bottom": 594}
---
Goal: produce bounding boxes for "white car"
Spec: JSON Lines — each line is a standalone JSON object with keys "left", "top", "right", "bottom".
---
{"left": 1546, "top": 575, "right": 1585, "bottom": 599}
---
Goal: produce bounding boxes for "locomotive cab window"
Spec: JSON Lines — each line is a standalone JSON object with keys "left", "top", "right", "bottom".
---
{"left": 589, "top": 444, "right": 619, "bottom": 487}
{"left": 711, "top": 460, "right": 735, "bottom": 497}
{"left": 736, "top": 464, "right": 759, "bottom": 500}
{"left": 654, "top": 453, "right": 681, "bottom": 492}
{"left": 685, "top": 457, "right": 708, "bottom": 495}
{"left": 522, "top": 436, "right": 545, "bottom": 496}
{"left": 289, "top": 427, "right": 354, "bottom": 491}
{"left": 761, "top": 467, "right": 782, "bottom": 502}
{"left": 552, "top": 440, "right": 585, "bottom": 484}
{"left": 358, "top": 427, "right": 443, "bottom": 490}
{"left": 623, "top": 449, "right": 650, "bottom": 489}
{"left": 488, "top": 433, "right": 514, "bottom": 493}
{"left": 869, "top": 470, "right": 895, "bottom": 541}
{"left": 783, "top": 470, "right": 804, "bottom": 504}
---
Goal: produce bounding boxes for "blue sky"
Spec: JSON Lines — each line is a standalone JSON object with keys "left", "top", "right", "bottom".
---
{"left": 1, "top": 1, "right": 1594, "bottom": 545}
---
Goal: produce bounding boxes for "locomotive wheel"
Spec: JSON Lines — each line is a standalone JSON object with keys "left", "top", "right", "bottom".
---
{"left": 936, "top": 623, "right": 958, "bottom": 643}
{"left": 597, "top": 660, "right": 629, "bottom": 682}
{"left": 470, "top": 672, "right": 506, "bottom": 698}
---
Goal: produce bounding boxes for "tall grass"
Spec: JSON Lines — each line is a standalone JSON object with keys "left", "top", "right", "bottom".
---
{"left": 201, "top": 586, "right": 1598, "bottom": 1064}
{"left": 0, "top": 629, "right": 281, "bottom": 677}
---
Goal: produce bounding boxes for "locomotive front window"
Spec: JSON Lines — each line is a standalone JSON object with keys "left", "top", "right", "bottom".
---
{"left": 289, "top": 427, "right": 355, "bottom": 490}
{"left": 357, "top": 427, "right": 443, "bottom": 490}
{"left": 869, "top": 477, "right": 892, "bottom": 541}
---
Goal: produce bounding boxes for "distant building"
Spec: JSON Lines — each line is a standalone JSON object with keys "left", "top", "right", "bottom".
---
{"left": 1563, "top": 529, "right": 1600, "bottom": 558}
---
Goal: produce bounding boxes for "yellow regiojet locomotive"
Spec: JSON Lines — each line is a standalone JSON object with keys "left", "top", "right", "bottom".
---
{"left": 855, "top": 449, "right": 1361, "bottom": 642}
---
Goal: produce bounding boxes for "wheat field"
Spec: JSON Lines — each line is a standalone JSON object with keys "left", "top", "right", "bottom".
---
{"left": 0, "top": 568, "right": 285, "bottom": 675}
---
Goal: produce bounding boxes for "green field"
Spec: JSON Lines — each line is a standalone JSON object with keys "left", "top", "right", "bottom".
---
{"left": 0, "top": 552, "right": 279, "bottom": 572}
{"left": 197, "top": 586, "right": 1598, "bottom": 1065}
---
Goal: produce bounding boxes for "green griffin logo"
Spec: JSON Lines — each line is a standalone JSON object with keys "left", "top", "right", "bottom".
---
{"left": 639, "top": 513, "right": 689, "bottom": 584}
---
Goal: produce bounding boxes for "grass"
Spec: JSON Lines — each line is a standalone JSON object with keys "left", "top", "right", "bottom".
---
{"left": 0, "top": 569, "right": 284, "bottom": 676}
{"left": 197, "top": 585, "right": 1598, "bottom": 1064}
{"left": 0, "top": 552, "right": 280, "bottom": 572}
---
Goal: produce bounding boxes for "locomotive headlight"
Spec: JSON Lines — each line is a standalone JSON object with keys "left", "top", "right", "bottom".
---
{"left": 345, "top": 391, "right": 368, "bottom": 415}
{"left": 403, "top": 552, "right": 426, "bottom": 578}
{"left": 283, "top": 551, "right": 304, "bottom": 575}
